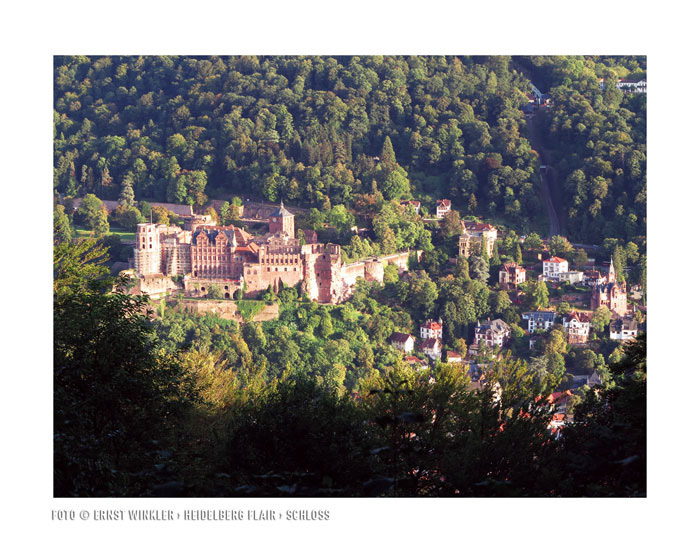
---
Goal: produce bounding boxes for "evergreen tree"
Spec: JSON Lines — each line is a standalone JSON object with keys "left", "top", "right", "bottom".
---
{"left": 574, "top": 248, "right": 588, "bottom": 268}
{"left": 515, "top": 243, "right": 523, "bottom": 265}
{"left": 613, "top": 245, "right": 626, "bottom": 282}
{"left": 53, "top": 204, "right": 73, "bottom": 244}
{"left": 118, "top": 172, "right": 136, "bottom": 207}
{"left": 380, "top": 135, "right": 397, "bottom": 173}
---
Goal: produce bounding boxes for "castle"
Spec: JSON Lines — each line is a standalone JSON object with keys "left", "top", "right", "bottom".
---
{"left": 590, "top": 258, "right": 627, "bottom": 316}
{"left": 132, "top": 202, "right": 418, "bottom": 304}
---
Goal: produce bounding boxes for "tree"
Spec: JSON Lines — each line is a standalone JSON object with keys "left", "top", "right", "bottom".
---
{"left": 380, "top": 135, "right": 398, "bottom": 173}
{"left": 523, "top": 281, "right": 549, "bottom": 310}
{"left": 481, "top": 234, "right": 490, "bottom": 262}
{"left": 625, "top": 242, "right": 639, "bottom": 264}
{"left": 469, "top": 255, "right": 489, "bottom": 283}
{"left": 151, "top": 205, "right": 170, "bottom": 225}
{"left": 54, "top": 239, "right": 194, "bottom": 495}
{"left": 548, "top": 235, "right": 573, "bottom": 257}
{"left": 591, "top": 306, "right": 612, "bottom": 333}
{"left": 514, "top": 243, "right": 523, "bottom": 265}
{"left": 407, "top": 271, "right": 438, "bottom": 320}
{"left": 544, "top": 328, "right": 567, "bottom": 357}
{"left": 167, "top": 175, "right": 187, "bottom": 204}
{"left": 558, "top": 335, "right": 646, "bottom": 496}
{"left": 138, "top": 201, "right": 152, "bottom": 221}
{"left": 491, "top": 290, "right": 511, "bottom": 316}
{"left": 556, "top": 301, "right": 572, "bottom": 317}
{"left": 115, "top": 204, "right": 144, "bottom": 231}
{"left": 77, "top": 193, "right": 109, "bottom": 236}
{"left": 613, "top": 245, "right": 626, "bottom": 282}
{"left": 574, "top": 248, "right": 588, "bottom": 268}
{"left": 207, "top": 284, "right": 224, "bottom": 300}
{"left": 118, "top": 172, "right": 136, "bottom": 207}
{"left": 54, "top": 204, "right": 73, "bottom": 244}
{"left": 441, "top": 210, "right": 462, "bottom": 239}
{"left": 381, "top": 169, "right": 410, "bottom": 200}
{"left": 523, "top": 232, "right": 543, "bottom": 251}
{"left": 454, "top": 257, "right": 471, "bottom": 281}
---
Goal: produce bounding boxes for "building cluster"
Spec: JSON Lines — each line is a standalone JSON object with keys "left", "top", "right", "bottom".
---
{"left": 131, "top": 202, "right": 419, "bottom": 304}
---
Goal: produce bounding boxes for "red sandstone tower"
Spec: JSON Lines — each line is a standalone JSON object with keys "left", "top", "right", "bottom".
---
{"left": 268, "top": 201, "right": 295, "bottom": 238}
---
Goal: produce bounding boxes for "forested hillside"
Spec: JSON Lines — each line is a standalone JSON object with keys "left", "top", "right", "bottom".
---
{"left": 518, "top": 56, "right": 646, "bottom": 244}
{"left": 53, "top": 55, "right": 543, "bottom": 230}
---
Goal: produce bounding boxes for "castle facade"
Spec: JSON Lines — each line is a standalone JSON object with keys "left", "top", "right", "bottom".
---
{"left": 132, "top": 203, "right": 417, "bottom": 304}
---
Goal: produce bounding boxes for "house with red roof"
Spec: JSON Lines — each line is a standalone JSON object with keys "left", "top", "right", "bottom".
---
{"left": 400, "top": 200, "right": 421, "bottom": 215}
{"left": 420, "top": 319, "right": 443, "bottom": 340}
{"left": 436, "top": 199, "right": 451, "bottom": 219}
{"left": 499, "top": 262, "right": 526, "bottom": 289}
{"left": 404, "top": 355, "right": 429, "bottom": 369}
{"left": 542, "top": 256, "right": 569, "bottom": 281}
{"left": 459, "top": 221, "right": 498, "bottom": 258}
{"left": 445, "top": 351, "right": 463, "bottom": 364}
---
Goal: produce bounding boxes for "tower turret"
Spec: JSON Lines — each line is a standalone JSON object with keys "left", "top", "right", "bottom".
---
{"left": 268, "top": 200, "right": 295, "bottom": 238}
{"left": 608, "top": 256, "right": 616, "bottom": 283}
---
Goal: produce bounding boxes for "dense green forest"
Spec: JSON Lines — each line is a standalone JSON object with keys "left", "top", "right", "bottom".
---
{"left": 53, "top": 55, "right": 543, "bottom": 230}
{"left": 53, "top": 55, "right": 646, "bottom": 243}
{"left": 518, "top": 56, "right": 647, "bottom": 244}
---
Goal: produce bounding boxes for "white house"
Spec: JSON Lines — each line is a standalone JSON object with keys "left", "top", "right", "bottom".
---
{"left": 543, "top": 256, "right": 569, "bottom": 281}
{"left": 559, "top": 270, "right": 584, "bottom": 284}
{"left": 610, "top": 318, "right": 639, "bottom": 341}
{"left": 562, "top": 312, "right": 591, "bottom": 345}
{"left": 473, "top": 319, "right": 511, "bottom": 348}
{"left": 420, "top": 319, "right": 443, "bottom": 340}
{"left": 522, "top": 311, "right": 556, "bottom": 333}
{"left": 419, "top": 337, "right": 442, "bottom": 361}
{"left": 436, "top": 199, "right": 451, "bottom": 219}
{"left": 389, "top": 332, "right": 415, "bottom": 353}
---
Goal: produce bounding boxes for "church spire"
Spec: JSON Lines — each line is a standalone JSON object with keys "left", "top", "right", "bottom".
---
{"left": 608, "top": 256, "right": 616, "bottom": 283}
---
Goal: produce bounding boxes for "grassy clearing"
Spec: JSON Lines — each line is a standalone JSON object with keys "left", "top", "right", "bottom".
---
{"left": 74, "top": 226, "right": 136, "bottom": 242}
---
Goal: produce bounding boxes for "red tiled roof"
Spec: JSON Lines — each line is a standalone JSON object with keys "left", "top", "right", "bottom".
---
{"left": 463, "top": 221, "right": 496, "bottom": 232}
{"left": 421, "top": 320, "right": 442, "bottom": 330}
{"left": 566, "top": 311, "right": 591, "bottom": 323}
{"left": 437, "top": 199, "right": 451, "bottom": 208}
{"left": 544, "top": 256, "right": 567, "bottom": 263}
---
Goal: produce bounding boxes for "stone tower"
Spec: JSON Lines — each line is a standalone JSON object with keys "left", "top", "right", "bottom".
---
{"left": 134, "top": 223, "right": 162, "bottom": 275}
{"left": 268, "top": 201, "right": 295, "bottom": 238}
